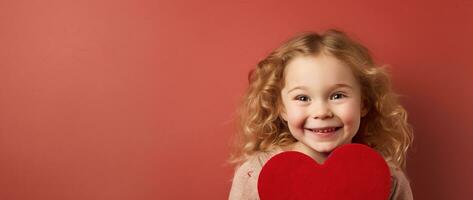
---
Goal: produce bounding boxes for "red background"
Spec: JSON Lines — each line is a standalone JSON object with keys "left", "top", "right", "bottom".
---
{"left": 1, "top": 0, "right": 472, "bottom": 199}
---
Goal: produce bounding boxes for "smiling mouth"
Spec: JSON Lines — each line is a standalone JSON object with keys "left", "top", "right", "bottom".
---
{"left": 306, "top": 127, "right": 342, "bottom": 133}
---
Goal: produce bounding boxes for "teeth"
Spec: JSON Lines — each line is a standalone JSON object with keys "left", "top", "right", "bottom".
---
{"left": 312, "top": 127, "right": 338, "bottom": 133}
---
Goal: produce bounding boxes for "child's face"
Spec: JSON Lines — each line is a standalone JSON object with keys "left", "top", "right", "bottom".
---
{"left": 280, "top": 54, "right": 368, "bottom": 158}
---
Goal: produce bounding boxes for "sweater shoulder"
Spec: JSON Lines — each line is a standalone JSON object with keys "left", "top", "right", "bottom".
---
{"left": 385, "top": 159, "right": 414, "bottom": 200}
{"left": 228, "top": 148, "right": 282, "bottom": 200}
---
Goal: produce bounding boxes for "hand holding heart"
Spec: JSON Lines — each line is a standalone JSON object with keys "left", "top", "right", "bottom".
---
{"left": 257, "top": 144, "right": 391, "bottom": 200}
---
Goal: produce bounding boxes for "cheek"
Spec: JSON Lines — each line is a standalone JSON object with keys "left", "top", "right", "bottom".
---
{"left": 286, "top": 105, "right": 306, "bottom": 126}
{"left": 339, "top": 104, "right": 361, "bottom": 129}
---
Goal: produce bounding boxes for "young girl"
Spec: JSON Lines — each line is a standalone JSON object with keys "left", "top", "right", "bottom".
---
{"left": 228, "top": 29, "right": 414, "bottom": 200}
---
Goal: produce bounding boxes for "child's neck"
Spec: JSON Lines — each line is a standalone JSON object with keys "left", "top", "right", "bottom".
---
{"left": 285, "top": 142, "right": 331, "bottom": 164}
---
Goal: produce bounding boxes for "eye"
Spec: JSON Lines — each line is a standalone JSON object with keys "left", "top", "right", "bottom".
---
{"left": 295, "top": 95, "right": 310, "bottom": 102}
{"left": 330, "top": 92, "right": 347, "bottom": 100}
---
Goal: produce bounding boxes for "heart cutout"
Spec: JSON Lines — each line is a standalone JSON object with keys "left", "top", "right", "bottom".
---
{"left": 258, "top": 144, "right": 391, "bottom": 200}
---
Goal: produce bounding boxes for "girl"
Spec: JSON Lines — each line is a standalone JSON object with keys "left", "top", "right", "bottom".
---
{"left": 228, "top": 29, "right": 414, "bottom": 200}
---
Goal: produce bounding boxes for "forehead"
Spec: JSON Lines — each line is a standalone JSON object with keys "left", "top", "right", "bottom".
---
{"left": 283, "top": 55, "right": 359, "bottom": 91}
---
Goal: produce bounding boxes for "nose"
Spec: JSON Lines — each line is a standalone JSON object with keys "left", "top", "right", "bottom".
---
{"left": 309, "top": 101, "right": 333, "bottom": 119}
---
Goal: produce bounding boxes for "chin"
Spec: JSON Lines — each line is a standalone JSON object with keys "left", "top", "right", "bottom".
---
{"left": 311, "top": 143, "right": 338, "bottom": 153}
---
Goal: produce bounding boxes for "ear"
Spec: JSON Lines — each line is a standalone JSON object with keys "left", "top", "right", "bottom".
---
{"left": 278, "top": 94, "right": 288, "bottom": 122}
{"left": 361, "top": 102, "right": 369, "bottom": 117}
{"left": 280, "top": 113, "right": 287, "bottom": 122}
{"left": 279, "top": 107, "right": 288, "bottom": 122}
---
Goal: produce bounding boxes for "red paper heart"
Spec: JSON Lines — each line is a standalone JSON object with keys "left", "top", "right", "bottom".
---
{"left": 258, "top": 144, "right": 391, "bottom": 200}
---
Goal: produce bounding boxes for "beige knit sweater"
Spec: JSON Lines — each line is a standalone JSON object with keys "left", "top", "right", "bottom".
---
{"left": 228, "top": 147, "right": 413, "bottom": 200}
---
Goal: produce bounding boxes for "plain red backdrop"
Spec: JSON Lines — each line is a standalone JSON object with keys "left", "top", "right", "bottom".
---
{"left": 0, "top": 0, "right": 472, "bottom": 199}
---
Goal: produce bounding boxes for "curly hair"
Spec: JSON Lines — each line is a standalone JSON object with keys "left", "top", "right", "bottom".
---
{"left": 229, "top": 29, "right": 414, "bottom": 171}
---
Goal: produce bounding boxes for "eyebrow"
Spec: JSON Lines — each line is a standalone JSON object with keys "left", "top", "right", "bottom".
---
{"left": 287, "top": 83, "right": 353, "bottom": 94}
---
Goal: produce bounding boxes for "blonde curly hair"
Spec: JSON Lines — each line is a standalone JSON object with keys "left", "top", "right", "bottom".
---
{"left": 229, "top": 29, "right": 414, "bottom": 171}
